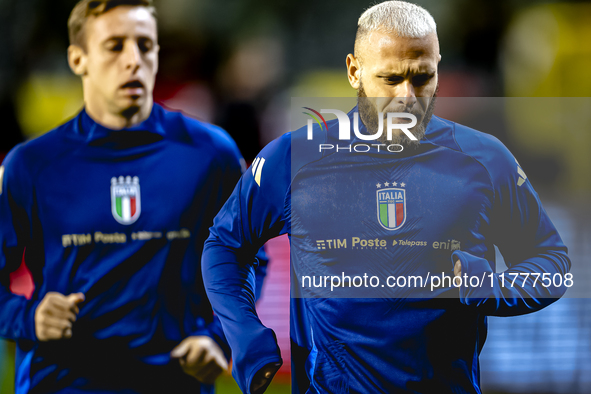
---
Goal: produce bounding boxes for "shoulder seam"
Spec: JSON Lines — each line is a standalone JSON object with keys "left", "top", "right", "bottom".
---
{"left": 442, "top": 122, "right": 497, "bottom": 204}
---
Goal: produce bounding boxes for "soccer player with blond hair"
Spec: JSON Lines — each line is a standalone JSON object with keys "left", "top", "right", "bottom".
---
{"left": 202, "top": 1, "right": 570, "bottom": 393}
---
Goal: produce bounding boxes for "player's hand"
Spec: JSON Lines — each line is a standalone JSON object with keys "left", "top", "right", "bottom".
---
{"left": 35, "top": 292, "right": 85, "bottom": 341}
{"left": 454, "top": 259, "right": 462, "bottom": 277}
{"left": 250, "top": 362, "right": 282, "bottom": 394}
{"left": 171, "top": 336, "right": 228, "bottom": 385}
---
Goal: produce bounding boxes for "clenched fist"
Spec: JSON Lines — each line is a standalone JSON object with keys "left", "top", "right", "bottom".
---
{"left": 171, "top": 336, "right": 228, "bottom": 385}
{"left": 35, "top": 292, "right": 85, "bottom": 341}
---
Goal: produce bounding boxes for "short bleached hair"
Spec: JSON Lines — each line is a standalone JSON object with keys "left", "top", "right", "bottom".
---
{"left": 355, "top": 1, "right": 437, "bottom": 59}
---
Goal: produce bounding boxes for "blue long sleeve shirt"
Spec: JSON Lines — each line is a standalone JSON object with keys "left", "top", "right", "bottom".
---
{"left": 202, "top": 108, "right": 570, "bottom": 394}
{"left": 0, "top": 104, "right": 253, "bottom": 394}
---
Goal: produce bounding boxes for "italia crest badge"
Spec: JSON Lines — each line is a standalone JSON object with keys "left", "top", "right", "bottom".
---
{"left": 111, "top": 176, "right": 141, "bottom": 225}
{"left": 376, "top": 183, "right": 406, "bottom": 230}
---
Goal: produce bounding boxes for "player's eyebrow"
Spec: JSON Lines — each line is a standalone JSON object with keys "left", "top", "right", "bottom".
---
{"left": 376, "top": 70, "right": 436, "bottom": 79}
{"left": 376, "top": 63, "right": 436, "bottom": 77}
{"left": 101, "top": 34, "right": 156, "bottom": 45}
{"left": 102, "top": 36, "right": 126, "bottom": 44}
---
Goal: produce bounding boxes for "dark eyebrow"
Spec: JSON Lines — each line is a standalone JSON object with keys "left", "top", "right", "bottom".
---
{"left": 377, "top": 70, "right": 436, "bottom": 78}
{"left": 102, "top": 34, "right": 155, "bottom": 41}
{"left": 137, "top": 35, "right": 155, "bottom": 41}
{"left": 100, "top": 35, "right": 156, "bottom": 47}
{"left": 102, "top": 36, "right": 125, "bottom": 44}
{"left": 376, "top": 72, "right": 404, "bottom": 78}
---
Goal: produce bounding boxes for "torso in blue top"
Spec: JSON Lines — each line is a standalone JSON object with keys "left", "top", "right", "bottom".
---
{"left": 202, "top": 107, "right": 570, "bottom": 394}
{"left": 0, "top": 103, "right": 244, "bottom": 393}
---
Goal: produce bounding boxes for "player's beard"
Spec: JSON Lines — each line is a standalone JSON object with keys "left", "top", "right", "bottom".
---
{"left": 357, "top": 81, "right": 438, "bottom": 148}
{"left": 121, "top": 105, "right": 141, "bottom": 119}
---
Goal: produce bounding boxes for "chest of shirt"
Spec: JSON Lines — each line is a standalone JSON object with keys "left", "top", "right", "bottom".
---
{"left": 31, "top": 142, "right": 224, "bottom": 247}
{"left": 289, "top": 148, "right": 494, "bottom": 288}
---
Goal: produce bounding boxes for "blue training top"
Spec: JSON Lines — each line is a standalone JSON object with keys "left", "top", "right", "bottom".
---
{"left": 0, "top": 103, "right": 259, "bottom": 394}
{"left": 202, "top": 107, "right": 571, "bottom": 394}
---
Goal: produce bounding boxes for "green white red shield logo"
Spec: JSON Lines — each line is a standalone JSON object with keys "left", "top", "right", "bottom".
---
{"left": 111, "top": 176, "right": 141, "bottom": 225}
{"left": 377, "top": 187, "right": 406, "bottom": 230}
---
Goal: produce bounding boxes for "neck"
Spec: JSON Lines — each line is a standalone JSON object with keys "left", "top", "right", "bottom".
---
{"left": 84, "top": 98, "right": 153, "bottom": 130}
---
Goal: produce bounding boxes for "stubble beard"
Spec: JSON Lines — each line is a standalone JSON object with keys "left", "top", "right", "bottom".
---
{"left": 121, "top": 104, "right": 142, "bottom": 120}
{"left": 117, "top": 94, "right": 151, "bottom": 127}
{"left": 357, "top": 81, "right": 438, "bottom": 148}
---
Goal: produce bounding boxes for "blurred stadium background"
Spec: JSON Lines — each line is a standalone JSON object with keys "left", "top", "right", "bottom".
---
{"left": 0, "top": 0, "right": 590, "bottom": 392}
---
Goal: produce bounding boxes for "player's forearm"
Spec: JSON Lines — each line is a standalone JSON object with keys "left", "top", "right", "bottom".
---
{"left": 202, "top": 240, "right": 282, "bottom": 393}
{"left": 453, "top": 248, "right": 571, "bottom": 316}
{"left": 0, "top": 288, "right": 39, "bottom": 341}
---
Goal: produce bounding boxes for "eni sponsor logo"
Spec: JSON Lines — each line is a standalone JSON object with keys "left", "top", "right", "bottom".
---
{"left": 432, "top": 239, "right": 461, "bottom": 251}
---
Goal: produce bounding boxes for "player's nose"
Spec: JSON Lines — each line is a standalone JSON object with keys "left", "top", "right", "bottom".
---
{"left": 123, "top": 41, "right": 141, "bottom": 73}
{"left": 396, "top": 80, "right": 416, "bottom": 110}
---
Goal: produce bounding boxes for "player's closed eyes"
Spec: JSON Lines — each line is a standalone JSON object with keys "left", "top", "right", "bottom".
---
{"left": 412, "top": 74, "right": 433, "bottom": 86}
{"left": 138, "top": 38, "right": 153, "bottom": 53}
{"left": 104, "top": 38, "right": 124, "bottom": 52}
{"left": 383, "top": 76, "right": 404, "bottom": 84}
{"left": 382, "top": 74, "right": 432, "bottom": 86}
{"left": 104, "top": 38, "right": 153, "bottom": 53}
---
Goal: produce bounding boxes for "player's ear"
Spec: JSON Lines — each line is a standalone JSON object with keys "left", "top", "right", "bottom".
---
{"left": 68, "top": 45, "right": 88, "bottom": 76}
{"left": 346, "top": 54, "right": 361, "bottom": 90}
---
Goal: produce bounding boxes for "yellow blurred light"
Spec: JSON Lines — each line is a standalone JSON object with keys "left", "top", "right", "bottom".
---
{"left": 16, "top": 73, "right": 83, "bottom": 138}
{"left": 503, "top": 3, "right": 591, "bottom": 97}
{"left": 291, "top": 70, "right": 355, "bottom": 98}
{"left": 502, "top": 4, "right": 591, "bottom": 193}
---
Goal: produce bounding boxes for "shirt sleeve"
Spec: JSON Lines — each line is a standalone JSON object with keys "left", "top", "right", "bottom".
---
{"left": 0, "top": 147, "right": 41, "bottom": 341}
{"left": 202, "top": 133, "right": 291, "bottom": 393}
{"left": 192, "top": 246, "right": 266, "bottom": 362}
{"left": 191, "top": 137, "right": 270, "bottom": 361}
{"left": 452, "top": 129, "right": 571, "bottom": 316}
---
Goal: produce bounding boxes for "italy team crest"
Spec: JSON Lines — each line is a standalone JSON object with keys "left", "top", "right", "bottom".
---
{"left": 377, "top": 188, "right": 406, "bottom": 230}
{"left": 111, "top": 176, "right": 141, "bottom": 225}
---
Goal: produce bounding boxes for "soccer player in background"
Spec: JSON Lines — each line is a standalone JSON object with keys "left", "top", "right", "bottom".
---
{"left": 202, "top": 1, "right": 571, "bottom": 393}
{"left": 0, "top": 0, "right": 265, "bottom": 392}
